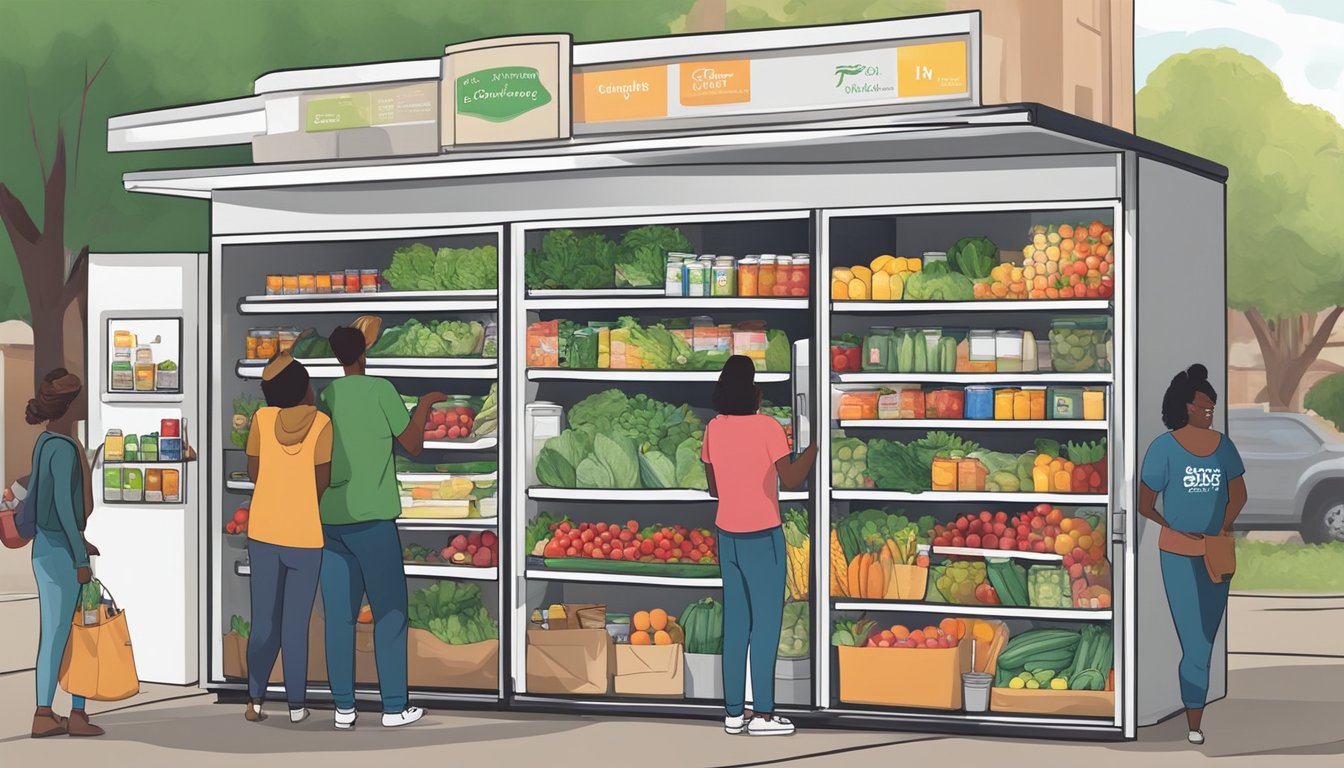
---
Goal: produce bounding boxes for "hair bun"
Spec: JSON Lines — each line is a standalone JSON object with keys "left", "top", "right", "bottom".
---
{"left": 1186, "top": 364, "right": 1209, "bottom": 383}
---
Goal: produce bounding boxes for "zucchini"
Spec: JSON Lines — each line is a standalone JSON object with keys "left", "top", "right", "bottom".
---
{"left": 913, "top": 334, "right": 927, "bottom": 373}
{"left": 996, "top": 629, "right": 1080, "bottom": 669}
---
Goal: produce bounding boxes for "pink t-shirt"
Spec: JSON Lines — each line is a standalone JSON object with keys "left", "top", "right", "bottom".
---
{"left": 701, "top": 414, "right": 791, "bottom": 533}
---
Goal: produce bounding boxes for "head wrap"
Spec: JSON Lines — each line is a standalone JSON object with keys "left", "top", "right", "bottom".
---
{"left": 262, "top": 351, "right": 297, "bottom": 382}
{"left": 26, "top": 368, "right": 83, "bottom": 425}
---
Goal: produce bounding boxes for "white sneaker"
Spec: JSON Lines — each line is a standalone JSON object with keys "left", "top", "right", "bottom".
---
{"left": 1188, "top": 730, "right": 1205, "bottom": 745}
{"left": 382, "top": 707, "right": 425, "bottom": 728}
{"left": 334, "top": 708, "right": 357, "bottom": 730}
{"left": 748, "top": 714, "right": 795, "bottom": 736}
{"left": 289, "top": 708, "right": 309, "bottom": 724}
{"left": 724, "top": 714, "right": 748, "bottom": 734}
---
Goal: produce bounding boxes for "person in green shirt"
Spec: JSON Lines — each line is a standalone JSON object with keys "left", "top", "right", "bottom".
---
{"left": 318, "top": 327, "right": 444, "bottom": 730}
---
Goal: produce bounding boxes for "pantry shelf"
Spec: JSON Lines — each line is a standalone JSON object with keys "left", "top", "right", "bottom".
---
{"left": 424, "top": 437, "right": 498, "bottom": 451}
{"left": 831, "top": 300, "right": 1111, "bottom": 313}
{"left": 832, "top": 490, "right": 1109, "bottom": 505}
{"left": 225, "top": 478, "right": 254, "bottom": 492}
{"left": 525, "top": 296, "right": 809, "bottom": 311}
{"left": 236, "top": 562, "right": 497, "bottom": 581}
{"left": 236, "top": 360, "right": 499, "bottom": 380}
{"left": 102, "top": 392, "right": 184, "bottom": 404}
{"left": 528, "top": 369, "right": 792, "bottom": 383}
{"left": 836, "top": 420, "right": 1106, "bottom": 431}
{"left": 931, "top": 546, "right": 1063, "bottom": 562}
{"left": 528, "top": 488, "right": 810, "bottom": 503}
{"left": 396, "top": 518, "right": 498, "bottom": 531}
{"left": 525, "top": 568, "right": 722, "bottom": 588}
{"left": 833, "top": 372, "right": 1114, "bottom": 385}
{"left": 238, "top": 291, "right": 497, "bottom": 314}
{"left": 833, "top": 600, "right": 1113, "bottom": 622}
{"left": 398, "top": 472, "right": 498, "bottom": 483}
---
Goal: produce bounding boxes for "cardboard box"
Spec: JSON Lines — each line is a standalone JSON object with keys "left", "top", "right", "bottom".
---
{"left": 837, "top": 642, "right": 972, "bottom": 710}
{"left": 991, "top": 688, "right": 1115, "bottom": 717}
{"left": 946, "top": 0, "right": 1135, "bottom": 132}
{"left": 526, "top": 628, "right": 612, "bottom": 695}
{"left": 683, "top": 652, "right": 723, "bottom": 700}
{"left": 221, "top": 631, "right": 283, "bottom": 683}
{"left": 407, "top": 629, "right": 498, "bottom": 691}
{"left": 614, "top": 643, "right": 684, "bottom": 698}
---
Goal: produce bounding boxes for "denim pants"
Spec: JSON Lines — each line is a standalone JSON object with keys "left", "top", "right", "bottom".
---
{"left": 32, "top": 528, "right": 86, "bottom": 710}
{"left": 1161, "top": 551, "right": 1230, "bottom": 709}
{"left": 320, "top": 520, "right": 408, "bottom": 713}
{"left": 247, "top": 539, "right": 322, "bottom": 707}
{"left": 718, "top": 526, "right": 787, "bottom": 717}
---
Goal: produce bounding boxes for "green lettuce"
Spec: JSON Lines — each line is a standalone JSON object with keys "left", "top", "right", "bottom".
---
{"left": 675, "top": 437, "right": 708, "bottom": 490}
{"left": 638, "top": 450, "right": 677, "bottom": 489}
{"left": 575, "top": 456, "right": 616, "bottom": 488}
{"left": 384, "top": 243, "right": 439, "bottom": 291}
{"left": 948, "top": 236, "right": 998, "bottom": 280}
{"left": 615, "top": 225, "right": 692, "bottom": 288}
{"left": 438, "top": 245, "right": 498, "bottom": 291}
{"left": 594, "top": 432, "right": 640, "bottom": 488}
{"left": 568, "top": 389, "right": 629, "bottom": 433}
{"left": 525, "top": 229, "right": 619, "bottom": 290}
{"left": 903, "top": 261, "right": 976, "bottom": 301}
{"left": 536, "top": 448, "right": 577, "bottom": 488}
{"left": 765, "top": 329, "right": 791, "bottom": 372}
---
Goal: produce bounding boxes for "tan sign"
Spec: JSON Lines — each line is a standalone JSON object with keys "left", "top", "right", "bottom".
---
{"left": 441, "top": 34, "right": 572, "bottom": 146}
{"left": 897, "top": 40, "right": 969, "bottom": 98}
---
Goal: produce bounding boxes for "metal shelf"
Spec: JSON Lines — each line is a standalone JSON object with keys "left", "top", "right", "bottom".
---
{"left": 525, "top": 568, "right": 722, "bottom": 588}
{"left": 931, "top": 546, "right": 1064, "bottom": 562}
{"left": 831, "top": 300, "right": 1111, "bottom": 313}
{"left": 837, "top": 419, "right": 1106, "bottom": 431}
{"left": 102, "top": 391, "right": 184, "bottom": 403}
{"left": 833, "top": 600, "right": 1111, "bottom": 621}
{"left": 238, "top": 291, "right": 497, "bottom": 314}
{"left": 396, "top": 518, "right": 498, "bottom": 531}
{"left": 526, "top": 294, "right": 808, "bottom": 311}
{"left": 398, "top": 472, "right": 497, "bottom": 483}
{"left": 528, "top": 487, "right": 810, "bottom": 503}
{"left": 832, "top": 490, "right": 1109, "bottom": 505}
{"left": 237, "top": 359, "right": 498, "bottom": 380}
{"left": 424, "top": 437, "right": 498, "bottom": 451}
{"left": 528, "top": 369, "right": 791, "bottom": 383}
{"left": 834, "top": 372, "right": 1113, "bottom": 385}
{"left": 236, "top": 562, "right": 497, "bottom": 581}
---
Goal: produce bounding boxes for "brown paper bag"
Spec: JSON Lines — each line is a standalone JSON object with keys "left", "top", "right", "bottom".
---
{"left": 892, "top": 565, "right": 929, "bottom": 600}
{"left": 526, "top": 628, "right": 611, "bottom": 695}
{"left": 222, "top": 632, "right": 283, "bottom": 682}
{"left": 614, "top": 643, "right": 684, "bottom": 697}
{"left": 406, "top": 629, "right": 498, "bottom": 690}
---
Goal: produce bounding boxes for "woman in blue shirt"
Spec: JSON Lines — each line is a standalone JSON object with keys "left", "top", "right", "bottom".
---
{"left": 25, "top": 369, "right": 104, "bottom": 738}
{"left": 1139, "top": 364, "right": 1246, "bottom": 746}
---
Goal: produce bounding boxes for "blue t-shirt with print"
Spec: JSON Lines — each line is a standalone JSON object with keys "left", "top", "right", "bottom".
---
{"left": 1140, "top": 432, "right": 1245, "bottom": 536}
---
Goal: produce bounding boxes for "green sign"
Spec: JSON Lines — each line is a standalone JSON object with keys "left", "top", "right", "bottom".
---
{"left": 456, "top": 66, "right": 552, "bottom": 122}
{"left": 306, "top": 94, "right": 371, "bottom": 133}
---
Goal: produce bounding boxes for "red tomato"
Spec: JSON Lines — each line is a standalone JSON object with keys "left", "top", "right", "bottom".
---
{"left": 640, "top": 539, "right": 655, "bottom": 555}
{"left": 581, "top": 529, "right": 595, "bottom": 543}
{"left": 591, "top": 549, "right": 606, "bottom": 560}
{"left": 618, "top": 530, "right": 634, "bottom": 543}
{"left": 610, "top": 548, "right": 624, "bottom": 561}
{"left": 582, "top": 542, "right": 595, "bottom": 556}
{"left": 601, "top": 542, "right": 612, "bottom": 554}
{"left": 627, "top": 520, "right": 639, "bottom": 533}
{"left": 624, "top": 547, "right": 639, "bottom": 560}
{"left": 566, "top": 546, "right": 579, "bottom": 557}
{"left": 558, "top": 522, "right": 572, "bottom": 534}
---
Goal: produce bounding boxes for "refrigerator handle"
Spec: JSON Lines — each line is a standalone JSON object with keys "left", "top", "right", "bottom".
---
{"left": 794, "top": 392, "right": 807, "bottom": 456}
{"left": 1111, "top": 509, "right": 1126, "bottom": 544}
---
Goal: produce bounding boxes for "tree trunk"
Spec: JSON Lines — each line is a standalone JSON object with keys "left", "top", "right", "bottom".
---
{"left": 1244, "top": 306, "right": 1344, "bottom": 412}
{"left": 687, "top": 0, "right": 728, "bottom": 32}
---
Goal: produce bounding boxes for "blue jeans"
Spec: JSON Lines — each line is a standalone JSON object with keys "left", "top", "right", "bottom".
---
{"left": 1161, "top": 551, "right": 1230, "bottom": 709}
{"left": 32, "top": 528, "right": 85, "bottom": 710}
{"left": 718, "top": 527, "right": 786, "bottom": 717}
{"left": 320, "top": 520, "right": 408, "bottom": 713}
{"left": 247, "top": 540, "right": 322, "bottom": 707}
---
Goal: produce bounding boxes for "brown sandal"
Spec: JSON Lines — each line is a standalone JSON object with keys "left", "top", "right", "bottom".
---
{"left": 244, "top": 699, "right": 267, "bottom": 722}
{"left": 31, "top": 710, "right": 69, "bottom": 738}
{"left": 67, "top": 709, "right": 105, "bottom": 737}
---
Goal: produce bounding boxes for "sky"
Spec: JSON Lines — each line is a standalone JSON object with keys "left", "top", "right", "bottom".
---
{"left": 1136, "top": 0, "right": 1344, "bottom": 123}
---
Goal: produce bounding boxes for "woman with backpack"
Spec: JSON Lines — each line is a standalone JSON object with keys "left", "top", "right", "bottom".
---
{"left": 26, "top": 368, "right": 104, "bottom": 738}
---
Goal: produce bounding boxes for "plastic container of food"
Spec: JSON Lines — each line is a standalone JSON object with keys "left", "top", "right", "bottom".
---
{"left": 1022, "top": 331, "right": 1039, "bottom": 372}
{"left": 957, "top": 458, "right": 987, "bottom": 491}
{"left": 967, "top": 330, "right": 998, "bottom": 373}
{"left": 932, "top": 457, "right": 959, "bottom": 491}
{"left": 282, "top": 275, "right": 300, "bottom": 295}
{"left": 758, "top": 255, "right": 778, "bottom": 296}
{"left": 315, "top": 274, "right": 333, "bottom": 293}
{"left": 266, "top": 275, "right": 283, "bottom": 295}
{"left": 926, "top": 389, "right": 965, "bottom": 419}
{"left": 344, "top": 269, "right": 360, "bottom": 293}
{"left": 837, "top": 390, "right": 880, "bottom": 421}
{"left": 994, "top": 389, "right": 1017, "bottom": 420}
{"left": 830, "top": 338, "right": 860, "bottom": 372}
{"left": 862, "top": 327, "right": 894, "bottom": 371}
{"left": 360, "top": 269, "right": 380, "bottom": 293}
{"left": 1049, "top": 317, "right": 1113, "bottom": 372}
{"left": 277, "top": 327, "right": 300, "bottom": 355}
{"left": 134, "top": 361, "right": 156, "bottom": 392}
{"left": 329, "top": 271, "right": 346, "bottom": 293}
{"left": 922, "top": 251, "right": 948, "bottom": 268}
{"left": 298, "top": 274, "right": 317, "bottom": 294}
{"left": 737, "top": 257, "right": 759, "bottom": 297}
{"left": 252, "top": 329, "right": 277, "bottom": 360}
{"left": 1048, "top": 387, "right": 1085, "bottom": 420}
{"left": 103, "top": 467, "right": 122, "bottom": 502}
{"left": 1083, "top": 388, "right": 1106, "bottom": 420}
{"left": 1013, "top": 389, "right": 1032, "bottom": 420}
{"left": 965, "top": 386, "right": 995, "bottom": 420}
{"left": 1028, "top": 389, "right": 1047, "bottom": 420}
{"left": 123, "top": 468, "right": 144, "bottom": 503}
{"left": 789, "top": 254, "right": 810, "bottom": 297}
{"left": 996, "top": 330, "right": 1025, "bottom": 372}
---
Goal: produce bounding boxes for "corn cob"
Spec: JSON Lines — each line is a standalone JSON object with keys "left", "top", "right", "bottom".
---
{"left": 830, "top": 529, "right": 848, "bottom": 597}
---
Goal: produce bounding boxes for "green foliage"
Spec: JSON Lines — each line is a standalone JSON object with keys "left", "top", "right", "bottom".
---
{"left": 1137, "top": 49, "right": 1344, "bottom": 320}
{"left": 1233, "top": 540, "right": 1344, "bottom": 593}
{"left": 1305, "top": 374, "right": 1344, "bottom": 432}
{"left": 719, "top": 0, "right": 946, "bottom": 30}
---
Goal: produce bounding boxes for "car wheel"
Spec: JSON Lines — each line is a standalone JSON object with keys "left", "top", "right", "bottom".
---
{"left": 1302, "top": 496, "right": 1344, "bottom": 544}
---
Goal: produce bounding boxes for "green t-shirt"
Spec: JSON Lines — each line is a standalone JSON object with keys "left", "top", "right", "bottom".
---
{"left": 318, "top": 375, "right": 412, "bottom": 525}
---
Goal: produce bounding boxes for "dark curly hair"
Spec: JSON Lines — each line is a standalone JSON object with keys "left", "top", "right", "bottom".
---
{"left": 1161, "top": 363, "right": 1218, "bottom": 430}
{"left": 712, "top": 355, "right": 762, "bottom": 416}
{"left": 26, "top": 368, "right": 82, "bottom": 425}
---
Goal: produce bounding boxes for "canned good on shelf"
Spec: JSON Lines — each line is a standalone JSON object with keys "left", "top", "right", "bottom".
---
{"left": 282, "top": 275, "right": 300, "bottom": 295}
{"left": 360, "top": 269, "right": 380, "bottom": 293}
{"left": 265, "top": 275, "right": 283, "bottom": 295}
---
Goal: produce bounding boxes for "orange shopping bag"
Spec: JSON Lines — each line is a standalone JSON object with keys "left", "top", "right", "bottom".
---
{"left": 59, "top": 582, "right": 140, "bottom": 701}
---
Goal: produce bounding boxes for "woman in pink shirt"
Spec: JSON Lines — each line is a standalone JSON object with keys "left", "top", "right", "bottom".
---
{"left": 701, "top": 355, "right": 817, "bottom": 737}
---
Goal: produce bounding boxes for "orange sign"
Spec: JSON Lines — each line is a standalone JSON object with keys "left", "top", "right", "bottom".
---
{"left": 897, "top": 41, "right": 969, "bottom": 98}
{"left": 679, "top": 59, "right": 751, "bottom": 107}
{"left": 573, "top": 66, "right": 668, "bottom": 123}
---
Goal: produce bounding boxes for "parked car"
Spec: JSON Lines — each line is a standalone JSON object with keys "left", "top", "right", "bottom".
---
{"left": 1227, "top": 407, "right": 1344, "bottom": 543}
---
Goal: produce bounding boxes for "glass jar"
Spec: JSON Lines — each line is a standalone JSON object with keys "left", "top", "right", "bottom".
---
{"left": 773, "top": 256, "right": 794, "bottom": 297}
{"left": 789, "top": 254, "right": 810, "bottom": 297}
{"left": 758, "top": 255, "right": 778, "bottom": 296}
{"left": 265, "top": 275, "right": 283, "bottom": 295}
{"left": 922, "top": 251, "right": 948, "bottom": 268}
{"left": 135, "top": 344, "right": 154, "bottom": 365}
{"left": 329, "top": 271, "right": 347, "bottom": 293}
{"left": 344, "top": 269, "right": 360, "bottom": 293}
{"left": 253, "top": 329, "right": 278, "bottom": 360}
{"left": 277, "top": 327, "right": 299, "bottom": 355}
{"left": 282, "top": 275, "right": 300, "bottom": 295}
{"left": 360, "top": 269, "right": 380, "bottom": 293}
{"left": 967, "top": 330, "right": 997, "bottom": 373}
{"left": 298, "top": 274, "right": 317, "bottom": 294}
{"left": 315, "top": 273, "right": 333, "bottom": 293}
{"left": 737, "top": 258, "right": 759, "bottom": 297}
{"left": 1049, "top": 317, "right": 1113, "bottom": 373}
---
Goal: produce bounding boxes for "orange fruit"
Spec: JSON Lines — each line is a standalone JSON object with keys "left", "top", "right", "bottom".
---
{"left": 892, "top": 625, "right": 910, "bottom": 641}
{"left": 631, "top": 630, "right": 652, "bottom": 645}
{"left": 649, "top": 608, "right": 669, "bottom": 631}
{"left": 939, "top": 618, "right": 959, "bottom": 637}
{"left": 1058, "top": 224, "right": 1075, "bottom": 239}
{"left": 633, "top": 611, "right": 651, "bottom": 632}
{"left": 1055, "top": 534, "right": 1076, "bottom": 556}
{"left": 654, "top": 630, "right": 673, "bottom": 646}
{"left": 973, "top": 621, "right": 994, "bottom": 644}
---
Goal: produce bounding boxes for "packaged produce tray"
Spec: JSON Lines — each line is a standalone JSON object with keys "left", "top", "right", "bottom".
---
{"left": 990, "top": 688, "right": 1115, "bottom": 718}
{"left": 541, "top": 558, "right": 721, "bottom": 579}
